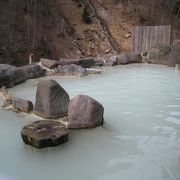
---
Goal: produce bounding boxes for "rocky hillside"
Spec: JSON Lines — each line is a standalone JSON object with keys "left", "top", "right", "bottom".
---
{"left": 0, "top": 0, "right": 179, "bottom": 66}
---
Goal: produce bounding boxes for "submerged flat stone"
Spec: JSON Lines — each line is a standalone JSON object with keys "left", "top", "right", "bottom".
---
{"left": 21, "top": 120, "right": 68, "bottom": 149}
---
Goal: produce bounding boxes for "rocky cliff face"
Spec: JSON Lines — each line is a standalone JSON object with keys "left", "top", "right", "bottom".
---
{"left": 0, "top": 0, "right": 179, "bottom": 66}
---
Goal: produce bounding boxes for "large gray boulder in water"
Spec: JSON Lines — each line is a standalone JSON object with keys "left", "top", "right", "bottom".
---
{"left": 53, "top": 64, "right": 87, "bottom": 77}
{"left": 0, "top": 64, "right": 27, "bottom": 88}
{"left": 20, "top": 64, "right": 45, "bottom": 79}
{"left": 68, "top": 95, "right": 104, "bottom": 129}
{"left": 34, "top": 79, "right": 70, "bottom": 119}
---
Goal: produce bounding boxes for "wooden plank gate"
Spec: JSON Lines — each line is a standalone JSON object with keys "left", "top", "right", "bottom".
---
{"left": 132, "top": 25, "right": 171, "bottom": 54}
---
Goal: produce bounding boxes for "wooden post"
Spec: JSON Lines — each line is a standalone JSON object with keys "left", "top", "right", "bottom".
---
{"left": 29, "top": 53, "right": 33, "bottom": 64}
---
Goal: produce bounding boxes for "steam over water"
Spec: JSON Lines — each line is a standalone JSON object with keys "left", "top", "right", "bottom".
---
{"left": 0, "top": 64, "right": 180, "bottom": 180}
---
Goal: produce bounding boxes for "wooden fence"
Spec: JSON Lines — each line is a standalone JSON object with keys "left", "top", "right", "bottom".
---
{"left": 132, "top": 25, "right": 171, "bottom": 54}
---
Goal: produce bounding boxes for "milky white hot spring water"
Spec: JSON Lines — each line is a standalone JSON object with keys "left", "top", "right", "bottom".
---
{"left": 0, "top": 64, "right": 180, "bottom": 180}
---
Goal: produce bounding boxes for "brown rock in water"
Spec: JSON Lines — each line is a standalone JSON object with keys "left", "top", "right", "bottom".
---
{"left": 34, "top": 79, "right": 70, "bottom": 119}
{"left": 40, "top": 58, "right": 58, "bottom": 69}
{"left": 13, "top": 98, "right": 33, "bottom": 113}
{"left": 68, "top": 94, "right": 104, "bottom": 129}
{"left": 57, "top": 58, "right": 95, "bottom": 68}
{"left": 2, "top": 98, "right": 12, "bottom": 107}
{"left": 20, "top": 64, "right": 45, "bottom": 79}
{"left": 21, "top": 120, "right": 68, "bottom": 149}
{"left": 53, "top": 64, "right": 87, "bottom": 77}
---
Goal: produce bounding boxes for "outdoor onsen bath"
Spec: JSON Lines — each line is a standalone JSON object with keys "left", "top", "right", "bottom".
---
{"left": 0, "top": 1, "right": 180, "bottom": 179}
{"left": 0, "top": 64, "right": 180, "bottom": 180}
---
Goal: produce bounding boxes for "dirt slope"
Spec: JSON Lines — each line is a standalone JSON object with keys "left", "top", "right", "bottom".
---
{"left": 0, "top": 0, "right": 179, "bottom": 66}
